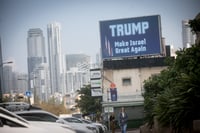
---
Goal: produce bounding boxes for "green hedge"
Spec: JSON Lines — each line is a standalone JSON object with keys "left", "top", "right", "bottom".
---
{"left": 128, "top": 119, "right": 144, "bottom": 128}
{"left": 115, "top": 119, "right": 144, "bottom": 129}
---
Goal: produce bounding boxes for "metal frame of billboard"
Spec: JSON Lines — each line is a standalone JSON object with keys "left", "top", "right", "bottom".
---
{"left": 99, "top": 15, "right": 162, "bottom": 60}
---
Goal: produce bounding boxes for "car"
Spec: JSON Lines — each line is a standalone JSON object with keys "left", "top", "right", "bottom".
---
{"left": 60, "top": 116, "right": 100, "bottom": 133}
{"left": 0, "top": 107, "right": 75, "bottom": 133}
{"left": 0, "top": 102, "right": 30, "bottom": 112}
{"left": 76, "top": 113, "right": 108, "bottom": 133}
{"left": 15, "top": 109, "right": 96, "bottom": 133}
{"left": 81, "top": 119, "right": 108, "bottom": 133}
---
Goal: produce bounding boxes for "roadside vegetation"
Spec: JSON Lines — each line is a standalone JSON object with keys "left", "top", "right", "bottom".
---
{"left": 75, "top": 84, "right": 102, "bottom": 121}
{"left": 143, "top": 16, "right": 200, "bottom": 132}
{"left": 36, "top": 99, "right": 71, "bottom": 116}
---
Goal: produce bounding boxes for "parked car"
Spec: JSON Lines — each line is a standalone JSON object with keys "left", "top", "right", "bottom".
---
{"left": 70, "top": 113, "right": 108, "bottom": 133}
{"left": 0, "top": 102, "right": 41, "bottom": 112}
{"left": 0, "top": 102, "right": 30, "bottom": 112}
{"left": 0, "top": 107, "right": 75, "bottom": 133}
{"left": 60, "top": 116, "right": 100, "bottom": 133}
{"left": 81, "top": 119, "right": 108, "bottom": 133}
{"left": 15, "top": 109, "right": 96, "bottom": 133}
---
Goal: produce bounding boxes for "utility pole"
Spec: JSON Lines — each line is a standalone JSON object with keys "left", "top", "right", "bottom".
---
{"left": 101, "top": 73, "right": 113, "bottom": 132}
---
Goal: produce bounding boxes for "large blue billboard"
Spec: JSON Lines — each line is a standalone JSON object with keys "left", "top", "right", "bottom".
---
{"left": 99, "top": 15, "right": 162, "bottom": 59}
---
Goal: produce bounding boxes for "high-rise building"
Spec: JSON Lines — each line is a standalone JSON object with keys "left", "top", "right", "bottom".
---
{"left": 27, "top": 28, "right": 46, "bottom": 72}
{"left": 2, "top": 65, "right": 13, "bottom": 94}
{"left": 17, "top": 73, "right": 28, "bottom": 93}
{"left": 47, "top": 22, "right": 65, "bottom": 96}
{"left": 65, "top": 54, "right": 90, "bottom": 93}
{"left": 27, "top": 28, "right": 47, "bottom": 100}
{"left": 0, "top": 38, "right": 3, "bottom": 102}
{"left": 65, "top": 54, "right": 90, "bottom": 71}
{"left": 33, "top": 63, "right": 50, "bottom": 102}
{"left": 182, "top": 20, "right": 196, "bottom": 48}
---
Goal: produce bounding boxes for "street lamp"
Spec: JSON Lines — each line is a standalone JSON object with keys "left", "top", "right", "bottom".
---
{"left": 0, "top": 61, "right": 13, "bottom": 102}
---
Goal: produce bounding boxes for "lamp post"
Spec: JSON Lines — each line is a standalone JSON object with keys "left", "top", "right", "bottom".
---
{"left": 0, "top": 61, "right": 13, "bottom": 102}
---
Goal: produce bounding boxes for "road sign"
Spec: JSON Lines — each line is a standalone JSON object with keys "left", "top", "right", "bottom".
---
{"left": 25, "top": 91, "right": 31, "bottom": 97}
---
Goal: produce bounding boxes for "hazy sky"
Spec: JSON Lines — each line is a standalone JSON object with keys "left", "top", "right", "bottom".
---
{"left": 0, "top": 0, "right": 199, "bottom": 73}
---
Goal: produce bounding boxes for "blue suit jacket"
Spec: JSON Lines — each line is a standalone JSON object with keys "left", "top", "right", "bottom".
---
{"left": 118, "top": 112, "right": 128, "bottom": 126}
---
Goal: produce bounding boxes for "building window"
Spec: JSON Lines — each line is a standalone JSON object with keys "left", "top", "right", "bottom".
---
{"left": 122, "top": 78, "right": 131, "bottom": 86}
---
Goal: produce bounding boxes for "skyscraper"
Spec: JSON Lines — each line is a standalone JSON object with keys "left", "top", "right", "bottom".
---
{"left": 65, "top": 54, "right": 90, "bottom": 71}
{"left": 182, "top": 20, "right": 196, "bottom": 48}
{"left": 33, "top": 63, "right": 50, "bottom": 102}
{"left": 47, "top": 22, "right": 65, "bottom": 95}
{"left": 2, "top": 65, "right": 13, "bottom": 94}
{"left": 65, "top": 54, "right": 90, "bottom": 93}
{"left": 27, "top": 28, "right": 47, "bottom": 99}
{"left": 27, "top": 28, "right": 46, "bottom": 73}
{"left": 0, "top": 38, "right": 3, "bottom": 102}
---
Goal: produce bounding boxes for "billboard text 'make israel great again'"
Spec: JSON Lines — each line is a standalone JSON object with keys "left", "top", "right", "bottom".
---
{"left": 99, "top": 15, "right": 162, "bottom": 59}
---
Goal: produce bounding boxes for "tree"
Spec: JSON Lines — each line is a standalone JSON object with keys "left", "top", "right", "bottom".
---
{"left": 143, "top": 44, "right": 200, "bottom": 132}
{"left": 75, "top": 84, "right": 102, "bottom": 120}
{"left": 189, "top": 15, "right": 200, "bottom": 34}
{"left": 143, "top": 65, "right": 176, "bottom": 126}
{"left": 143, "top": 16, "right": 200, "bottom": 131}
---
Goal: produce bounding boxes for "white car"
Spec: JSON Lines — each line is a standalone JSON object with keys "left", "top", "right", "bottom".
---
{"left": 0, "top": 102, "right": 30, "bottom": 112}
{"left": 0, "top": 107, "right": 75, "bottom": 133}
{"left": 60, "top": 116, "right": 99, "bottom": 133}
{"left": 81, "top": 119, "right": 108, "bottom": 133}
{"left": 29, "top": 121, "right": 75, "bottom": 132}
{"left": 15, "top": 109, "right": 95, "bottom": 133}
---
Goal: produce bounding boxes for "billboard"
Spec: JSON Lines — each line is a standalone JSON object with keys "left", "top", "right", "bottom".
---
{"left": 99, "top": 15, "right": 162, "bottom": 59}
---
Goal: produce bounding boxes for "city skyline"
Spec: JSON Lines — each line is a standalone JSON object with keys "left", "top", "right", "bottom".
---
{"left": 0, "top": 0, "right": 200, "bottom": 73}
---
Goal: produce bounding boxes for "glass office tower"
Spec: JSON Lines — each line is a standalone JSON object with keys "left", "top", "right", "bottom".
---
{"left": 27, "top": 28, "right": 46, "bottom": 73}
{"left": 27, "top": 28, "right": 47, "bottom": 100}
{"left": 47, "top": 22, "right": 65, "bottom": 96}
